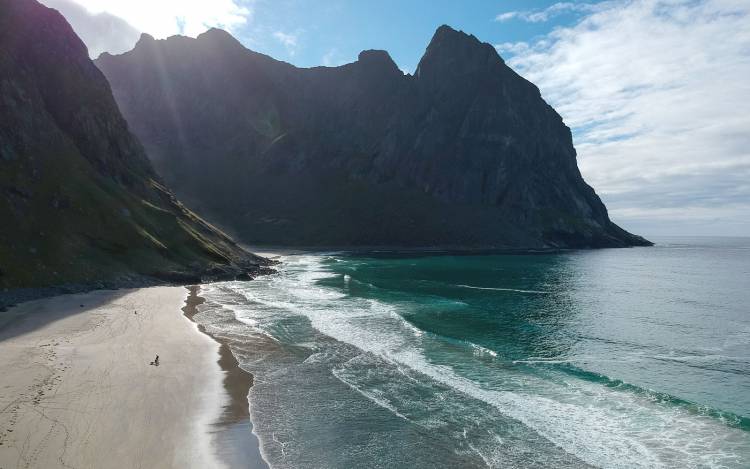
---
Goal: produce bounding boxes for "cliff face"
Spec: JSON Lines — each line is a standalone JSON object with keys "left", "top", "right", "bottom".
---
{"left": 0, "top": 0, "right": 268, "bottom": 289}
{"left": 96, "top": 25, "right": 651, "bottom": 248}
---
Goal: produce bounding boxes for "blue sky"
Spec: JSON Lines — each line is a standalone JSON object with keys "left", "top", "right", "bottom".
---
{"left": 235, "top": 0, "right": 575, "bottom": 71}
{"left": 43, "top": 0, "right": 750, "bottom": 237}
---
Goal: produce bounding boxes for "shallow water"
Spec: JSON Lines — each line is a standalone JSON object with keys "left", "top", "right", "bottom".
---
{"left": 193, "top": 237, "right": 750, "bottom": 468}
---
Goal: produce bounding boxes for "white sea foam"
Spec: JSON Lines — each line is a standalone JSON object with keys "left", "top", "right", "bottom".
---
{"left": 470, "top": 343, "right": 498, "bottom": 358}
{"left": 455, "top": 284, "right": 549, "bottom": 294}
{"left": 331, "top": 367, "right": 412, "bottom": 422}
{"left": 214, "top": 255, "right": 750, "bottom": 469}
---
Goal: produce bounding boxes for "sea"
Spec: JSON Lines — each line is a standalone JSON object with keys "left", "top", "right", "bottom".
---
{"left": 190, "top": 236, "right": 750, "bottom": 468}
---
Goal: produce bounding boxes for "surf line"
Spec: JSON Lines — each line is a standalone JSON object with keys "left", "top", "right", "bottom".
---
{"left": 455, "top": 284, "right": 549, "bottom": 294}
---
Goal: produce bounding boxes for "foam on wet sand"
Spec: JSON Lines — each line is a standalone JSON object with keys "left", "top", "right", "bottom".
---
{"left": 0, "top": 286, "right": 258, "bottom": 468}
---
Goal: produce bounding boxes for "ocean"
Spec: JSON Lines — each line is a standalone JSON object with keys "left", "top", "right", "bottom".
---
{"left": 191, "top": 237, "right": 750, "bottom": 468}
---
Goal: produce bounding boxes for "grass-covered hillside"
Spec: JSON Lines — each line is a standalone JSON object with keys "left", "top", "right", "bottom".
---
{"left": 0, "top": 0, "right": 268, "bottom": 290}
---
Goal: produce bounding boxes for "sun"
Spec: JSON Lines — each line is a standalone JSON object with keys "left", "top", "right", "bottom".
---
{"left": 71, "top": 0, "right": 251, "bottom": 38}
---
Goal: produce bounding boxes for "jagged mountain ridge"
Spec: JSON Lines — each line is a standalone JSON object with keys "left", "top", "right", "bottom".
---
{"left": 0, "top": 0, "right": 269, "bottom": 289}
{"left": 96, "top": 25, "right": 651, "bottom": 248}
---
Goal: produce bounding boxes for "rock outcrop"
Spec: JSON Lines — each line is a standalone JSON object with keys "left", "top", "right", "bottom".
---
{"left": 96, "top": 25, "right": 651, "bottom": 248}
{"left": 0, "top": 0, "right": 269, "bottom": 289}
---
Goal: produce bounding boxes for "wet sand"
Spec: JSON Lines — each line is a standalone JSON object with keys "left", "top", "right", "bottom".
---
{"left": 182, "top": 285, "right": 268, "bottom": 469}
{"left": 0, "top": 286, "right": 265, "bottom": 468}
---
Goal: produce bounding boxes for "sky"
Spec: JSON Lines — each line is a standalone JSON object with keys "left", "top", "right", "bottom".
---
{"left": 42, "top": 0, "right": 750, "bottom": 238}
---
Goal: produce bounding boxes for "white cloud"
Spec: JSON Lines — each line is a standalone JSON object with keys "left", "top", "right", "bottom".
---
{"left": 66, "top": 0, "right": 251, "bottom": 39}
{"left": 496, "top": 2, "right": 600, "bottom": 23}
{"left": 502, "top": 0, "right": 750, "bottom": 235}
{"left": 41, "top": 0, "right": 140, "bottom": 58}
{"left": 494, "top": 41, "right": 530, "bottom": 56}
{"left": 495, "top": 11, "right": 519, "bottom": 22}
{"left": 273, "top": 30, "right": 299, "bottom": 55}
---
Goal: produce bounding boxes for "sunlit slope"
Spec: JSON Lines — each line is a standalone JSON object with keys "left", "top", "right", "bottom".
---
{"left": 0, "top": 0, "right": 268, "bottom": 289}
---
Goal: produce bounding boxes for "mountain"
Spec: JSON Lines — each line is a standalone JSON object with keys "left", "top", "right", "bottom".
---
{"left": 0, "top": 0, "right": 269, "bottom": 291}
{"left": 96, "top": 26, "right": 651, "bottom": 249}
{"left": 39, "top": 0, "right": 140, "bottom": 58}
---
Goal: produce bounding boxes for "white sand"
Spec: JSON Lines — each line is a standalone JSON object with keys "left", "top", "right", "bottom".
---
{"left": 0, "top": 286, "right": 227, "bottom": 469}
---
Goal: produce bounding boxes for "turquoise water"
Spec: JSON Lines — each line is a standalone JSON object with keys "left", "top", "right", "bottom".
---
{"left": 194, "top": 237, "right": 750, "bottom": 468}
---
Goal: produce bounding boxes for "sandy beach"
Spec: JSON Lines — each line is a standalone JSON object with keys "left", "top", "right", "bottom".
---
{"left": 0, "top": 286, "right": 264, "bottom": 469}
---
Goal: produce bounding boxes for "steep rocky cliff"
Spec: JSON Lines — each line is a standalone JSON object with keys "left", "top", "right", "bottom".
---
{"left": 96, "top": 25, "right": 651, "bottom": 248}
{"left": 0, "top": 0, "right": 268, "bottom": 290}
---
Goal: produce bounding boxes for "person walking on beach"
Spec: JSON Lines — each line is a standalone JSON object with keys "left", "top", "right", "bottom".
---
{"left": 151, "top": 355, "right": 159, "bottom": 366}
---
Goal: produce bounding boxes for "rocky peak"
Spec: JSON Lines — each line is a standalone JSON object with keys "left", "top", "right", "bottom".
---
{"left": 355, "top": 49, "right": 401, "bottom": 76}
{"left": 96, "top": 21, "right": 651, "bottom": 249}
{"left": 134, "top": 32, "right": 156, "bottom": 48}
{"left": 415, "top": 24, "right": 503, "bottom": 84}
{"left": 431, "top": 24, "right": 479, "bottom": 44}
{"left": 196, "top": 27, "right": 243, "bottom": 47}
{"left": 127, "top": 29, "right": 244, "bottom": 58}
{"left": 1, "top": 0, "right": 268, "bottom": 289}
{"left": 2, "top": 0, "right": 87, "bottom": 60}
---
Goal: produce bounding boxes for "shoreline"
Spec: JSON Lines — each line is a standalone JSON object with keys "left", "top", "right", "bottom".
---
{"left": 240, "top": 244, "right": 656, "bottom": 263}
{"left": 0, "top": 259, "right": 277, "bottom": 315}
{"left": 0, "top": 286, "right": 259, "bottom": 468}
{"left": 182, "top": 285, "right": 269, "bottom": 469}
